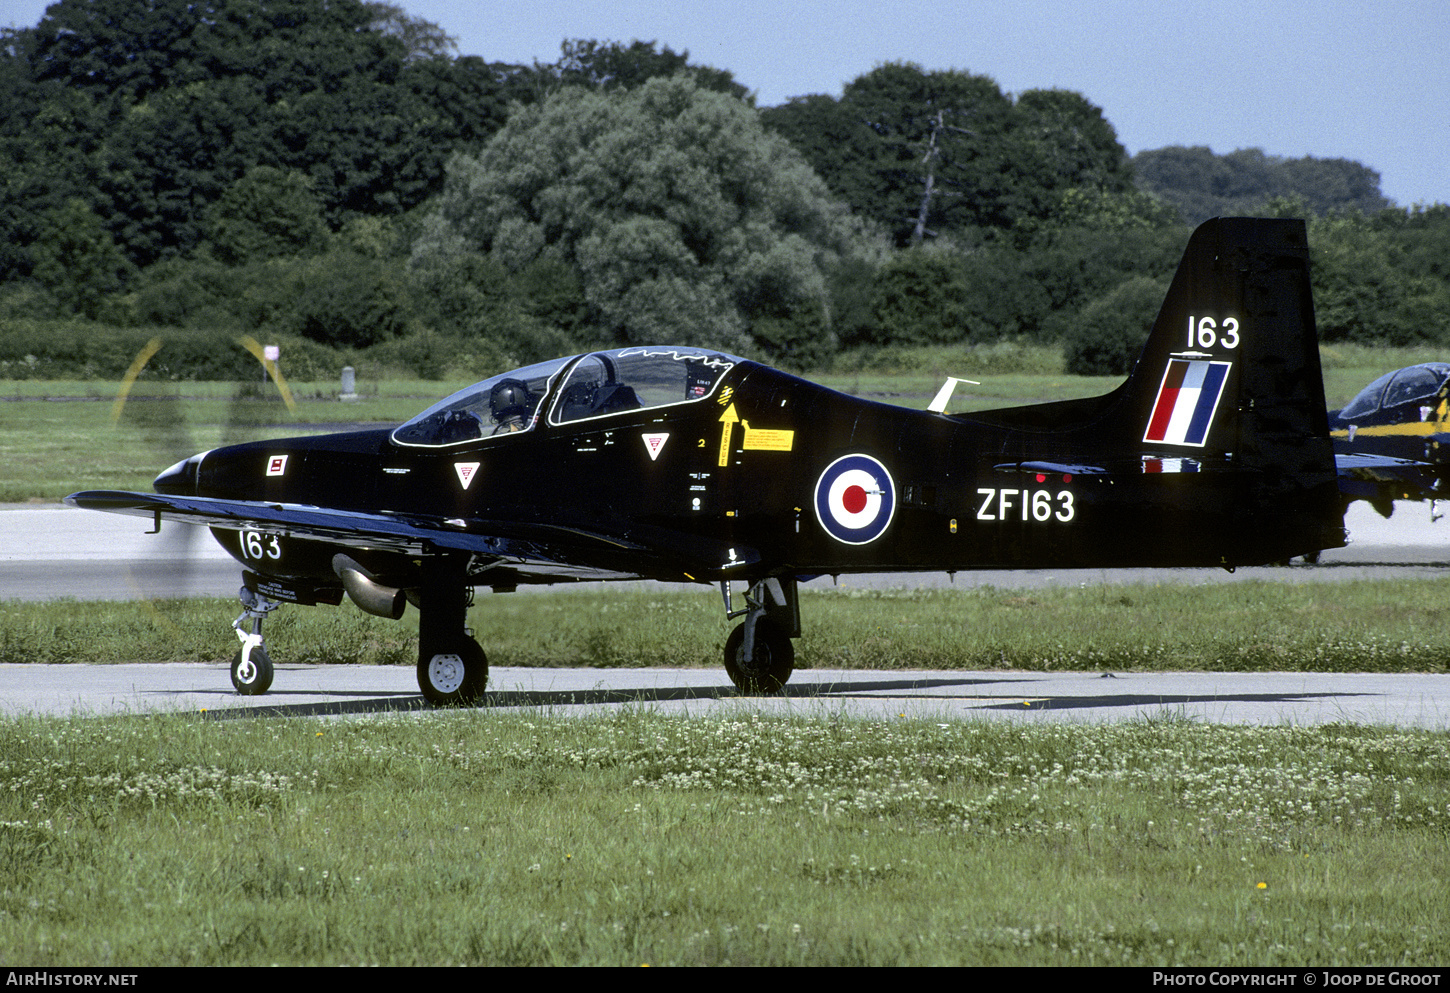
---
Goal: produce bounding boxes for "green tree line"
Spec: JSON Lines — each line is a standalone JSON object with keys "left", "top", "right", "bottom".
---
{"left": 2, "top": 0, "right": 1446, "bottom": 381}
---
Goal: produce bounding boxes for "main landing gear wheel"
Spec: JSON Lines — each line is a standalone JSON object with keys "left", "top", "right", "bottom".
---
{"left": 724, "top": 620, "right": 794, "bottom": 695}
{"left": 231, "top": 645, "right": 274, "bottom": 696}
{"left": 418, "top": 638, "right": 488, "bottom": 706}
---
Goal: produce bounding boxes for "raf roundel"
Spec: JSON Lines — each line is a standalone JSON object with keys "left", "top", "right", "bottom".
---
{"left": 814, "top": 454, "right": 896, "bottom": 545}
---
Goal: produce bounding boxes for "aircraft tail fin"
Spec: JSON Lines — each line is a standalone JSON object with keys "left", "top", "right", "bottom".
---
{"left": 982, "top": 217, "right": 1344, "bottom": 562}
{"left": 988, "top": 218, "right": 1333, "bottom": 463}
{"left": 1126, "top": 217, "right": 1331, "bottom": 471}
{"left": 1124, "top": 216, "right": 1342, "bottom": 557}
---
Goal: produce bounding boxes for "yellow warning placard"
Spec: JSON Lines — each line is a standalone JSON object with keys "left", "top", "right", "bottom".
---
{"left": 743, "top": 426, "right": 794, "bottom": 451}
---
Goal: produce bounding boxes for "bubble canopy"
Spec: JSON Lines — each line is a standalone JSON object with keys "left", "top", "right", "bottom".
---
{"left": 391, "top": 348, "right": 741, "bottom": 447}
{"left": 1337, "top": 363, "right": 1450, "bottom": 421}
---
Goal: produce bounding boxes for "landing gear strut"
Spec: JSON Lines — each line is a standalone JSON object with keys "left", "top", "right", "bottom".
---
{"left": 415, "top": 580, "right": 488, "bottom": 706}
{"left": 231, "top": 587, "right": 280, "bottom": 695}
{"left": 721, "top": 577, "right": 800, "bottom": 694}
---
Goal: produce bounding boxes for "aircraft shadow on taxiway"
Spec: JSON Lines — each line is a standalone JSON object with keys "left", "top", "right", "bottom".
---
{"left": 168, "top": 673, "right": 1366, "bottom": 721}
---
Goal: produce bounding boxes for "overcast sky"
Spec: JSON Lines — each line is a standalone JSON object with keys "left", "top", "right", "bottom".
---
{"left": 8, "top": 0, "right": 1446, "bottom": 207}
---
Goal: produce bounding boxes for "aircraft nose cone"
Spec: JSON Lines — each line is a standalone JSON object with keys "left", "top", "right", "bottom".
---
{"left": 154, "top": 453, "right": 203, "bottom": 495}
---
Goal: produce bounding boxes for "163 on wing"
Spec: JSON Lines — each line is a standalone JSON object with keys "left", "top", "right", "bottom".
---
{"left": 68, "top": 219, "right": 1348, "bottom": 703}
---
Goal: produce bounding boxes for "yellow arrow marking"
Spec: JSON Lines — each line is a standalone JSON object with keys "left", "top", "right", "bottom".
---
{"left": 718, "top": 403, "right": 739, "bottom": 467}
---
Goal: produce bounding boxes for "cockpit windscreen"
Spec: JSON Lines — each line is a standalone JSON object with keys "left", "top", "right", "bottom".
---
{"left": 549, "top": 348, "right": 738, "bottom": 425}
{"left": 392, "top": 356, "right": 574, "bottom": 447}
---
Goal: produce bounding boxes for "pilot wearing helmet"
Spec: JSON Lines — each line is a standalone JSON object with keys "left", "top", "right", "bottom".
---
{"left": 489, "top": 378, "right": 533, "bottom": 433}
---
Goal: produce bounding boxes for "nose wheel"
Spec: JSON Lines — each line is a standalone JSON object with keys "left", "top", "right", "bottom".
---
{"left": 231, "top": 645, "right": 274, "bottom": 695}
{"left": 231, "top": 587, "right": 280, "bottom": 696}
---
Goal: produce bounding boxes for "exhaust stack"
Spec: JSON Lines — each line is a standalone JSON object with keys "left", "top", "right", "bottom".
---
{"left": 332, "top": 554, "right": 407, "bottom": 620}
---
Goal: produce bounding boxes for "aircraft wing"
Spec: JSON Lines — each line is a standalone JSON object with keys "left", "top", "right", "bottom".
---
{"left": 1333, "top": 453, "right": 1441, "bottom": 505}
{"left": 64, "top": 490, "right": 758, "bottom": 582}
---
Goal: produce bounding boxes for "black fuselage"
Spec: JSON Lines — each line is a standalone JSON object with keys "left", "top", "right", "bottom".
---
{"left": 177, "top": 360, "right": 1341, "bottom": 596}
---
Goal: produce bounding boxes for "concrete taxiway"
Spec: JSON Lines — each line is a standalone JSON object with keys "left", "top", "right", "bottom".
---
{"left": 2, "top": 663, "right": 1445, "bottom": 728}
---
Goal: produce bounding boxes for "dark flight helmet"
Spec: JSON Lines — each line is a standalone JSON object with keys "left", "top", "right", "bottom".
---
{"left": 489, "top": 378, "right": 533, "bottom": 428}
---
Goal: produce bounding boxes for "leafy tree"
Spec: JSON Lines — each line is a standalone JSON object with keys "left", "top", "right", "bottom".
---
{"left": 1131, "top": 146, "right": 1391, "bottom": 224}
{"left": 415, "top": 76, "right": 879, "bottom": 354}
{"left": 525, "top": 39, "right": 748, "bottom": 101}
{"left": 397, "top": 55, "right": 525, "bottom": 153}
{"left": 30, "top": 198, "right": 131, "bottom": 318}
{"left": 363, "top": 2, "right": 457, "bottom": 62}
{"left": 765, "top": 66, "right": 1130, "bottom": 246}
{"left": 405, "top": 252, "right": 579, "bottom": 367}
{"left": 1063, "top": 276, "right": 1167, "bottom": 375}
{"left": 207, "top": 167, "right": 330, "bottom": 265}
{"left": 97, "top": 75, "right": 281, "bottom": 265}
{"left": 868, "top": 249, "right": 972, "bottom": 345}
{"left": 0, "top": 81, "right": 112, "bottom": 279}
{"left": 127, "top": 256, "right": 241, "bottom": 329}
{"left": 1391, "top": 205, "right": 1450, "bottom": 283}
{"left": 842, "top": 63, "right": 1014, "bottom": 243}
{"left": 127, "top": 247, "right": 416, "bottom": 349}
{"left": 952, "top": 245, "right": 1057, "bottom": 341}
{"left": 19, "top": 0, "right": 218, "bottom": 104}
{"left": 863, "top": 240, "right": 1086, "bottom": 349}
{"left": 1001, "top": 89, "right": 1134, "bottom": 224}
{"left": 1002, "top": 220, "right": 1190, "bottom": 344}
{"left": 1309, "top": 212, "right": 1450, "bottom": 346}
{"left": 272, "top": 82, "right": 445, "bottom": 219}
{"left": 0, "top": 0, "right": 523, "bottom": 270}
{"left": 1047, "top": 186, "right": 1182, "bottom": 232}
{"left": 283, "top": 251, "right": 413, "bottom": 349}
{"left": 760, "top": 94, "right": 883, "bottom": 225}
{"left": 20, "top": 0, "right": 398, "bottom": 104}
{"left": 510, "top": 257, "right": 589, "bottom": 336}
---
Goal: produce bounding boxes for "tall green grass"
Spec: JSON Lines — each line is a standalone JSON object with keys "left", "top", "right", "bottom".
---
{"left": 1, "top": 710, "right": 1445, "bottom": 965}
{"left": 4, "top": 580, "right": 1449, "bottom": 673}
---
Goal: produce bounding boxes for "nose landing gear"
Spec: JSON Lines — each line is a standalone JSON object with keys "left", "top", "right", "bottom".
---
{"left": 231, "top": 587, "right": 280, "bottom": 695}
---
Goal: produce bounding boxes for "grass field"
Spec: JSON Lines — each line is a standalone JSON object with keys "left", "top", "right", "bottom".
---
{"left": 1, "top": 709, "right": 1446, "bottom": 965}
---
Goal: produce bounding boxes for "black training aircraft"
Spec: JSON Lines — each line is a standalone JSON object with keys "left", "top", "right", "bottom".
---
{"left": 68, "top": 217, "right": 1349, "bottom": 703}
{"left": 1329, "top": 362, "right": 1450, "bottom": 514}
